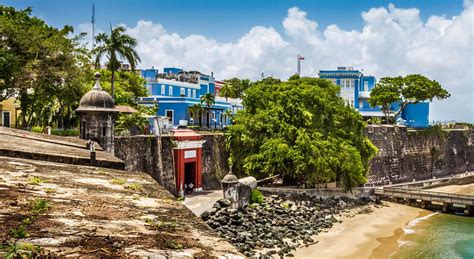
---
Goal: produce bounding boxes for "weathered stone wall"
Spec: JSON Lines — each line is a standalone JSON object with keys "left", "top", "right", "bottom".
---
{"left": 258, "top": 187, "right": 375, "bottom": 200}
{"left": 114, "top": 133, "right": 229, "bottom": 193}
{"left": 114, "top": 135, "right": 175, "bottom": 192}
{"left": 366, "top": 125, "right": 474, "bottom": 185}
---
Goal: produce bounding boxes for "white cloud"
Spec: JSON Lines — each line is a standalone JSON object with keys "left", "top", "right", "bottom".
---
{"left": 78, "top": 4, "right": 474, "bottom": 122}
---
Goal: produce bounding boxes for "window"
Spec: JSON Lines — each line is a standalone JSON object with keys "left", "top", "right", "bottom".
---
{"left": 147, "top": 83, "right": 152, "bottom": 95}
{"left": 359, "top": 101, "right": 363, "bottom": 108}
{"left": 169, "top": 86, "right": 173, "bottom": 96}
{"left": 193, "top": 90, "right": 196, "bottom": 98}
{"left": 161, "top": 85, "right": 165, "bottom": 96}
{"left": 187, "top": 88, "right": 191, "bottom": 97}
{"left": 2, "top": 111, "right": 11, "bottom": 128}
{"left": 211, "top": 111, "right": 216, "bottom": 120}
{"left": 180, "top": 87, "right": 185, "bottom": 97}
{"left": 165, "top": 110, "right": 174, "bottom": 124}
{"left": 364, "top": 81, "right": 369, "bottom": 91}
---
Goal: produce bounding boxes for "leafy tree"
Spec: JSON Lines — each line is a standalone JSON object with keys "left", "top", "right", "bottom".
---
{"left": 93, "top": 26, "right": 141, "bottom": 103}
{"left": 187, "top": 104, "right": 202, "bottom": 126}
{"left": 200, "top": 93, "right": 215, "bottom": 128}
{"left": 223, "top": 77, "right": 251, "bottom": 98}
{"left": 226, "top": 77, "right": 378, "bottom": 190}
{"left": 219, "top": 82, "right": 235, "bottom": 101}
{"left": 96, "top": 69, "right": 147, "bottom": 106}
{"left": 369, "top": 74, "right": 450, "bottom": 124}
{"left": 0, "top": 5, "right": 92, "bottom": 128}
{"left": 115, "top": 105, "right": 153, "bottom": 135}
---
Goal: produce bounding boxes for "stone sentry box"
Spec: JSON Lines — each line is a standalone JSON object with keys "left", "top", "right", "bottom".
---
{"left": 76, "top": 72, "right": 119, "bottom": 153}
{"left": 222, "top": 167, "right": 257, "bottom": 209}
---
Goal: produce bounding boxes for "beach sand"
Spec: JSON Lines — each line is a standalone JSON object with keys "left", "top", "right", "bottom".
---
{"left": 293, "top": 202, "right": 428, "bottom": 259}
{"left": 428, "top": 183, "right": 474, "bottom": 195}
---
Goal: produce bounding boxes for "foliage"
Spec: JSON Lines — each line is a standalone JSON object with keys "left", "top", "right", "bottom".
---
{"left": 93, "top": 26, "right": 141, "bottom": 103}
{"left": 96, "top": 69, "right": 147, "bottom": 106}
{"left": 222, "top": 78, "right": 251, "bottom": 98}
{"left": 29, "top": 199, "right": 49, "bottom": 213}
{"left": 126, "top": 183, "right": 142, "bottom": 191}
{"left": 369, "top": 74, "right": 450, "bottom": 124}
{"left": 418, "top": 125, "right": 446, "bottom": 139}
{"left": 200, "top": 93, "right": 216, "bottom": 128}
{"left": 0, "top": 242, "right": 42, "bottom": 259}
{"left": 115, "top": 105, "right": 153, "bottom": 135}
{"left": 0, "top": 5, "right": 93, "bottom": 128}
{"left": 109, "top": 178, "right": 127, "bottom": 185}
{"left": 51, "top": 128, "right": 79, "bottom": 136}
{"left": 226, "top": 77, "right": 378, "bottom": 190}
{"left": 28, "top": 177, "right": 45, "bottom": 185}
{"left": 164, "top": 240, "right": 184, "bottom": 250}
{"left": 9, "top": 225, "right": 28, "bottom": 238}
{"left": 31, "top": 126, "right": 44, "bottom": 134}
{"left": 250, "top": 189, "right": 264, "bottom": 204}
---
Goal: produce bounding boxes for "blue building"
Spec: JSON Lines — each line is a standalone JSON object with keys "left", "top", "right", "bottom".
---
{"left": 318, "top": 67, "right": 429, "bottom": 128}
{"left": 137, "top": 68, "right": 243, "bottom": 129}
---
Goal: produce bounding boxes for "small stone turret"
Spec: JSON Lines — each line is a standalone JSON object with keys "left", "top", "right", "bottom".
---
{"left": 222, "top": 166, "right": 257, "bottom": 209}
{"left": 76, "top": 72, "right": 119, "bottom": 153}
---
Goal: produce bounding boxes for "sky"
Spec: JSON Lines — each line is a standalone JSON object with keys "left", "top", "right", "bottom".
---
{"left": 3, "top": 0, "right": 474, "bottom": 122}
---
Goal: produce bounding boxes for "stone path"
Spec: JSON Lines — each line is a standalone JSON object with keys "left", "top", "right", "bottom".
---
{"left": 0, "top": 156, "right": 240, "bottom": 257}
{"left": 183, "top": 190, "right": 223, "bottom": 216}
{"left": 0, "top": 127, "right": 123, "bottom": 169}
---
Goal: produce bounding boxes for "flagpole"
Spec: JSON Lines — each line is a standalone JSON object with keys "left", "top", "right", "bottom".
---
{"left": 297, "top": 54, "right": 301, "bottom": 76}
{"left": 91, "top": 3, "right": 95, "bottom": 49}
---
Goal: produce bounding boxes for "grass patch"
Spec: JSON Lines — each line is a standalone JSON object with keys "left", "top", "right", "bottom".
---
{"left": 281, "top": 202, "right": 290, "bottom": 209}
{"left": 9, "top": 225, "right": 28, "bottom": 238}
{"left": 44, "top": 188, "right": 56, "bottom": 194}
{"left": 109, "top": 178, "right": 127, "bottom": 185}
{"left": 0, "top": 242, "right": 42, "bottom": 258}
{"left": 29, "top": 199, "right": 50, "bottom": 213}
{"left": 28, "top": 177, "right": 45, "bottom": 185}
{"left": 126, "top": 183, "right": 142, "bottom": 191}
{"left": 164, "top": 240, "right": 184, "bottom": 250}
{"left": 250, "top": 189, "right": 264, "bottom": 204}
{"left": 145, "top": 218, "right": 178, "bottom": 231}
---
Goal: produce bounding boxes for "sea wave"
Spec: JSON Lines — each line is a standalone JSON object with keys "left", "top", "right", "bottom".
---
{"left": 402, "top": 212, "right": 438, "bottom": 235}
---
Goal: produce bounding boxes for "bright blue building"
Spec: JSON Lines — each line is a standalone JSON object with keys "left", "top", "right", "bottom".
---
{"left": 137, "top": 68, "right": 243, "bottom": 129}
{"left": 318, "top": 67, "right": 429, "bottom": 128}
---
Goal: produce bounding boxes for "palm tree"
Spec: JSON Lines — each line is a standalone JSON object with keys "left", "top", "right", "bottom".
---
{"left": 219, "top": 83, "right": 235, "bottom": 101}
{"left": 93, "top": 26, "right": 140, "bottom": 103}
{"left": 187, "top": 104, "right": 202, "bottom": 126}
{"left": 200, "top": 93, "right": 215, "bottom": 128}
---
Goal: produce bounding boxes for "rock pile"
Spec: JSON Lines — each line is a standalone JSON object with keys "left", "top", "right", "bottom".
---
{"left": 201, "top": 195, "right": 372, "bottom": 257}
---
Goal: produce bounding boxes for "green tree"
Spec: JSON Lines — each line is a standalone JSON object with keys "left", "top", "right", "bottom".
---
{"left": 93, "top": 26, "right": 141, "bottom": 103}
{"left": 219, "top": 82, "right": 235, "bottom": 101}
{"left": 115, "top": 105, "right": 152, "bottom": 135}
{"left": 96, "top": 69, "right": 147, "bottom": 106}
{"left": 187, "top": 104, "right": 202, "bottom": 126}
{"left": 223, "top": 77, "right": 251, "bottom": 98}
{"left": 0, "top": 5, "right": 92, "bottom": 128}
{"left": 200, "top": 93, "right": 215, "bottom": 128}
{"left": 226, "top": 77, "right": 378, "bottom": 190}
{"left": 369, "top": 74, "right": 450, "bottom": 124}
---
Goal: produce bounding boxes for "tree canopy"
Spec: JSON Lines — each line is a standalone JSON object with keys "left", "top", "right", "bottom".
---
{"left": 219, "top": 77, "right": 251, "bottom": 99}
{"left": 226, "top": 77, "right": 378, "bottom": 190}
{"left": 369, "top": 74, "right": 450, "bottom": 123}
{"left": 0, "top": 5, "right": 92, "bottom": 128}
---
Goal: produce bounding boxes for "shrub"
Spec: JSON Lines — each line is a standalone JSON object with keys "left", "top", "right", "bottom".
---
{"left": 250, "top": 189, "right": 264, "bottom": 204}
{"left": 9, "top": 226, "right": 28, "bottom": 238}
{"left": 126, "top": 183, "right": 142, "bottom": 191}
{"left": 28, "top": 177, "right": 45, "bottom": 185}
{"left": 31, "top": 126, "right": 44, "bottom": 133}
{"left": 51, "top": 128, "right": 79, "bottom": 136}
{"left": 0, "top": 242, "right": 42, "bottom": 258}
{"left": 29, "top": 199, "right": 49, "bottom": 213}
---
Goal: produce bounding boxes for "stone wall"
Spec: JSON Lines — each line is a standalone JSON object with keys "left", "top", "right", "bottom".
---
{"left": 258, "top": 187, "right": 375, "bottom": 200}
{"left": 366, "top": 125, "right": 474, "bottom": 185}
{"left": 114, "top": 133, "right": 229, "bottom": 194}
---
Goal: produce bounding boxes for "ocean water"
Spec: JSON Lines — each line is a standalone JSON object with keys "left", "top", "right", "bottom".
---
{"left": 392, "top": 213, "right": 474, "bottom": 259}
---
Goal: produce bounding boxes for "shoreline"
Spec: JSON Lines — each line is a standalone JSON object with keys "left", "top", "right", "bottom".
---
{"left": 293, "top": 202, "right": 429, "bottom": 259}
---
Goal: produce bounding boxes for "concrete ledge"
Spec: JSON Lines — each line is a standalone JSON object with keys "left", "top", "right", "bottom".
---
{"left": 258, "top": 186, "right": 375, "bottom": 201}
{"left": 0, "top": 148, "right": 124, "bottom": 170}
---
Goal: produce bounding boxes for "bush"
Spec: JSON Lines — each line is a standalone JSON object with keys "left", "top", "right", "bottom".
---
{"left": 250, "top": 189, "right": 264, "bottom": 204}
{"left": 31, "top": 126, "right": 44, "bottom": 133}
{"left": 51, "top": 128, "right": 79, "bottom": 136}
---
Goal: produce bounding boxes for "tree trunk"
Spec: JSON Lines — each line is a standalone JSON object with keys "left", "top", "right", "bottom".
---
{"left": 111, "top": 69, "right": 115, "bottom": 103}
{"left": 207, "top": 108, "right": 210, "bottom": 128}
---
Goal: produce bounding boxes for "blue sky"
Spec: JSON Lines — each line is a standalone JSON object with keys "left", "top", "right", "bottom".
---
{"left": 3, "top": 0, "right": 465, "bottom": 42}
{"left": 3, "top": 0, "right": 473, "bottom": 122}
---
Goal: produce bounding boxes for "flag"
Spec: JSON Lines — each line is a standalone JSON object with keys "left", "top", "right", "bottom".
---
{"left": 298, "top": 55, "right": 305, "bottom": 60}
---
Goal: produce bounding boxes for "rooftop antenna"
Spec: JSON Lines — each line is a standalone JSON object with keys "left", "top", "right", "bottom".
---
{"left": 91, "top": 3, "right": 95, "bottom": 50}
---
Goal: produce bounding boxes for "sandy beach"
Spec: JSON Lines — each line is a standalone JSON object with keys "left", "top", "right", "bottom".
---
{"left": 293, "top": 202, "right": 428, "bottom": 259}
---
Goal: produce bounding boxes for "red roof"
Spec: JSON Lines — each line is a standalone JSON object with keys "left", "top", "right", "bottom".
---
{"left": 171, "top": 129, "right": 202, "bottom": 141}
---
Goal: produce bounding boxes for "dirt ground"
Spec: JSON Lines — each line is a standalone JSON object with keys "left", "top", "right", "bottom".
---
{"left": 0, "top": 156, "right": 240, "bottom": 258}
